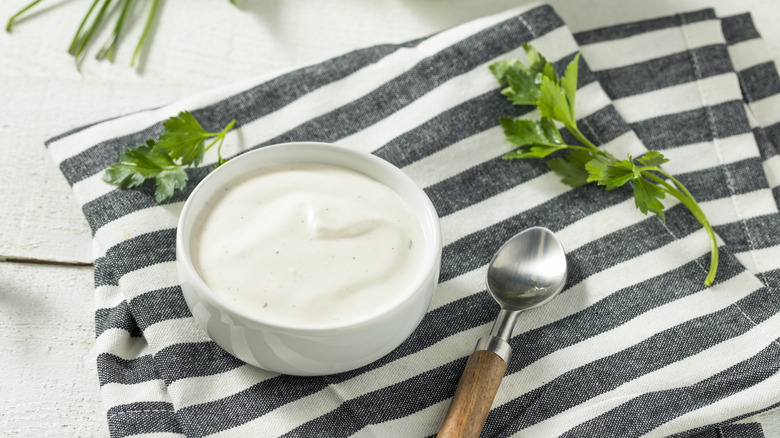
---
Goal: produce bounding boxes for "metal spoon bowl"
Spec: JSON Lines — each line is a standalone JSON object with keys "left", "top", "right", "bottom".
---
{"left": 437, "top": 226, "right": 568, "bottom": 438}
{"left": 487, "top": 226, "right": 568, "bottom": 310}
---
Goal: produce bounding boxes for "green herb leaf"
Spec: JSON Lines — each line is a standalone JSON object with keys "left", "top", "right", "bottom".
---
{"left": 536, "top": 53, "right": 579, "bottom": 128}
{"left": 633, "top": 177, "right": 666, "bottom": 221}
{"left": 156, "top": 111, "right": 211, "bottom": 166}
{"left": 598, "top": 159, "right": 635, "bottom": 191}
{"left": 585, "top": 153, "right": 614, "bottom": 183}
{"left": 490, "top": 60, "right": 541, "bottom": 106}
{"left": 522, "top": 44, "right": 547, "bottom": 75}
{"left": 500, "top": 116, "right": 566, "bottom": 158}
{"left": 489, "top": 59, "right": 522, "bottom": 85}
{"left": 543, "top": 62, "right": 558, "bottom": 83}
{"left": 538, "top": 74, "right": 574, "bottom": 126}
{"left": 547, "top": 149, "right": 593, "bottom": 187}
{"left": 489, "top": 46, "right": 567, "bottom": 109}
{"left": 561, "top": 53, "right": 580, "bottom": 118}
{"left": 637, "top": 150, "right": 669, "bottom": 168}
{"left": 154, "top": 167, "right": 188, "bottom": 203}
{"left": 103, "top": 143, "right": 185, "bottom": 190}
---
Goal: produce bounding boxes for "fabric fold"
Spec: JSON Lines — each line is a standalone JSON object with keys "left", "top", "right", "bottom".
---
{"left": 46, "top": 3, "right": 780, "bottom": 437}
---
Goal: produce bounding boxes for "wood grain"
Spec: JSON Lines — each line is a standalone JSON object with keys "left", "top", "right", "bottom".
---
{"left": 437, "top": 350, "right": 507, "bottom": 438}
{"left": 0, "top": 74, "right": 203, "bottom": 264}
{"left": 0, "top": 261, "right": 107, "bottom": 436}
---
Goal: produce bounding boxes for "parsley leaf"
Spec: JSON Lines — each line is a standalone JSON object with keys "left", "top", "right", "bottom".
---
{"left": 104, "top": 141, "right": 172, "bottom": 188}
{"left": 584, "top": 153, "right": 614, "bottom": 183}
{"left": 522, "top": 43, "right": 552, "bottom": 79}
{"left": 102, "top": 141, "right": 188, "bottom": 203}
{"left": 637, "top": 150, "right": 670, "bottom": 168}
{"left": 536, "top": 53, "right": 579, "bottom": 127}
{"left": 633, "top": 177, "right": 666, "bottom": 221}
{"left": 538, "top": 74, "right": 574, "bottom": 126}
{"left": 595, "top": 158, "right": 635, "bottom": 191}
{"left": 156, "top": 111, "right": 211, "bottom": 166}
{"left": 560, "top": 53, "right": 580, "bottom": 119}
{"left": 500, "top": 116, "right": 565, "bottom": 158}
{"left": 154, "top": 167, "right": 189, "bottom": 204}
{"left": 547, "top": 149, "right": 592, "bottom": 187}
{"left": 490, "top": 60, "right": 541, "bottom": 106}
{"left": 103, "top": 112, "right": 236, "bottom": 203}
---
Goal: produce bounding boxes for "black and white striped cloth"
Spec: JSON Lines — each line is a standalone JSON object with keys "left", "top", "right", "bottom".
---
{"left": 46, "top": 3, "right": 780, "bottom": 437}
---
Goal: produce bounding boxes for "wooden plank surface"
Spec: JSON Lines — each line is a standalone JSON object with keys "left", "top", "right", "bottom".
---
{"left": 0, "top": 75, "right": 201, "bottom": 264}
{"left": 0, "top": 262, "right": 106, "bottom": 437}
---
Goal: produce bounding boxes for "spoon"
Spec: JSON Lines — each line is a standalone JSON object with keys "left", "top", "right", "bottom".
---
{"left": 437, "top": 226, "right": 568, "bottom": 438}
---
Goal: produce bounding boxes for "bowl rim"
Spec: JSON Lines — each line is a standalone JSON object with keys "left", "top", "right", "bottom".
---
{"left": 176, "top": 141, "right": 442, "bottom": 333}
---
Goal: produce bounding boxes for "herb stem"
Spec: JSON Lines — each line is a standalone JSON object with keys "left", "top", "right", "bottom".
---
{"left": 566, "top": 124, "right": 601, "bottom": 153}
{"left": 6, "top": 0, "right": 43, "bottom": 32}
{"left": 217, "top": 119, "right": 236, "bottom": 165}
{"left": 222, "top": 119, "right": 237, "bottom": 134}
{"left": 68, "top": 0, "right": 100, "bottom": 55}
{"left": 215, "top": 135, "right": 228, "bottom": 163}
{"left": 73, "top": 0, "right": 113, "bottom": 68}
{"left": 132, "top": 0, "right": 158, "bottom": 67}
{"left": 204, "top": 136, "right": 221, "bottom": 152}
{"left": 657, "top": 169, "right": 698, "bottom": 203}
{"left": 644, "top": 171, "right": 719, "bottom": 286}
{"left": 205, "top": 120, "right": 236, "bottom": 139}
{"left": 96, "top": 0, "right": 132, "bottom": 61}
{"left": 203, "top": 120, "right": 236, "bottom": 163}
{"left": 564, "top": 144, "right": 597, "bottom": 153}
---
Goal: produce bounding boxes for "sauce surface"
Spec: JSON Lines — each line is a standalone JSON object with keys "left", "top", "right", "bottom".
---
{"left": 192, "top": 163, "right": 426, "bottom": 328}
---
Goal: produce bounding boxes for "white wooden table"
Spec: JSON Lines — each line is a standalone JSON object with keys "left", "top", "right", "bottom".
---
{"left": 1, "top": 0, "right": 779, "bottom": 435}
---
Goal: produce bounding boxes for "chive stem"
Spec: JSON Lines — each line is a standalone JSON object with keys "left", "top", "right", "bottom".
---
{"left": 96, "top": 0, "right": 131, "bottom": 61}
{"left": 68, "top": 0, "right": 100, "bottom": 55}
{"left": 131, "top": 0, "right": 158, "bottom": 67}
{"left": 6, "top": 0, "right": 44, "bottom": 32}
{"left": 73, "top": 0, "right": 113, "bottom": 68}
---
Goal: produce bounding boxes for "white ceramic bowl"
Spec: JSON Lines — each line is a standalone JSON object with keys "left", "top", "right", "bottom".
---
{"left": 176, "top": 142, "right": 441, "bottom": 376}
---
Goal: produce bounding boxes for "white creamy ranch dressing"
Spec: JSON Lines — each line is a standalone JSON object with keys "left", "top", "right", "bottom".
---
{"left": 192, "top": 163, "right": 426, "bottom": 328}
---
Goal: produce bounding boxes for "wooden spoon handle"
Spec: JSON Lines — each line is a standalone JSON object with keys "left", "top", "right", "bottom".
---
{"left": 437, "top": 349, "right": 507, "bottom": 438}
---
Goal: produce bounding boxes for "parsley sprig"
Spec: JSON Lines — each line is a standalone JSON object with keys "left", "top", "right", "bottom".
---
{"left": 491, "top": 44, "right": 719, "bottom": 286}
{"left": 103, "top": 111, "right": 236, "bottom": 203}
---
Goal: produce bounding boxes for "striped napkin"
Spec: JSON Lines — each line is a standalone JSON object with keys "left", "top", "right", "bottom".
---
{"left": 46, "top": 3, "right": 780, "bottom": 437}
